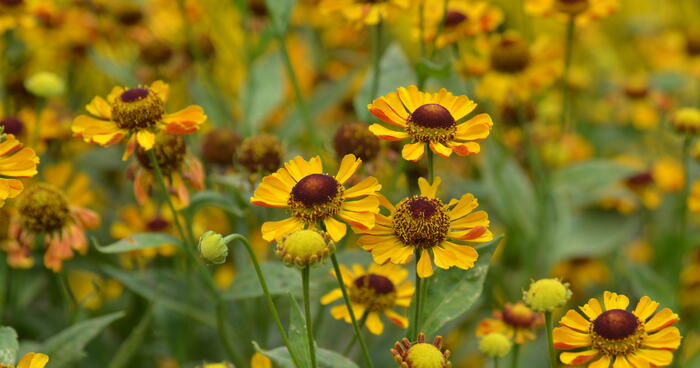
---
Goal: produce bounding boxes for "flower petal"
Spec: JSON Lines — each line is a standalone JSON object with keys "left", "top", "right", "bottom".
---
{"left": 401, "top": 142, "right": 425, "bottom": 162}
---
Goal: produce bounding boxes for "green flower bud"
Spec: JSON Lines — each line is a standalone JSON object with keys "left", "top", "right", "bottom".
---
{"left": 523, "top": 278, "right": 572, "bottom": 312}
{"left": 276, "top": 229, "right": 334, "bottom": 267}
{"left": 198, "top": 231, "right": 228, "bottom": 264}
{"left": 24, "top": 72, "right": 65, "bottom": 98}
{"left": 479, "top": 333, "right": 512, "bottom": 358}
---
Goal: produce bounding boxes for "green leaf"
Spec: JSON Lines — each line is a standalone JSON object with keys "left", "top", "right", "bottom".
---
{"left": 417, "top": 236, "right": 502, "bottom": 336}
{"left": 287, "top": 295, "right": 311, "bottom": 367}
{"left": 39, "top": 312, "right": 124, "bottom": 368}
{"left": 94, "top": 233, "right": 182, "bottom": 254}
{"left": 415, "top": 58, "right": 451, "bottom": 79}
{"left": 264, "top": 0, "right": 296, "bottom": 34}
{"left": 354, "top": 43, "right": 416, "bottom": 120}
{"left": 225, "top": 263, "right": 300, "bottom": 300}
{"left": 183, "top": 190, "right": 244, "bottom": 219}
{"left": 239, "top": 52, "right": 284, "bottom": 135}
{"left": 627, "top": 263, "right": 678, "bottom": 311}
{"left": 552, "top": 160, "right": 636, "bottom": 207}
{"left": 107, "top": 305, "right": 153, "bottom": 368}
{"left": 253, "top": 344, "right": 359, "bottom": 368}
{"left": 0, "top": 326, "right": 19, "bottom": 365}
{"left": 102, "top": 266, "right": 215, "bottom": 328}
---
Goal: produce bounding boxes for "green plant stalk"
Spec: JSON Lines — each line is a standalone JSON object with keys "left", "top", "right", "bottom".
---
{"left": 30, "top": 98, "right": 46, "bottom": 149}
{"left": 108, "top": 304, "right": 154, "bottom": 368}
{"left": 411, "top": 249, "right": 424, "bottom": 340}
{"left": 545, "top": 312, "right": 556, "bottom": 368}
{"left": 426, "top": 144, "right": 435, "bottom": 183}
{"left": 560, "top": 15, "right": 576, "bottom": 132}
{"left": 147, "top": 150, "right": 244, "bottom": 368}
{"left": 330, "top": 254, "right": 375, "bottom": 368}
{"left": 302, "top": 267, "right": 317, "bottom": 368}
{"left": 342, "top": 310, "right": 369, "bottom": 355}
{"left": 418, "top": 0, "right": 426, "bottom": 60}
{"left": 511, "top": 343, "right": 520, "bottom": 368}
{"left": 369, "top": 19, "right": 383, "bottom": 105}
{"left": 494, "top": 356, "right": 500, "bottom": 368}
{"left": 224, "top": 234, "right": 304, "bottom": 368}
{"left": 680, "top": 136, "right": 692, "bottom": 241}
{"left": 0, "top": 254, "right": 6, "bottom": 324}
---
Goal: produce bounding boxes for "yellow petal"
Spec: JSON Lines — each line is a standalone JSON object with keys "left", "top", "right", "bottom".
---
{"left": 559, "top": 350, "right": 599, "bottom": 365}
{"left": 416, "top": 249, "right": 433, "bottom": 278}
{"left": 365, "top": 312, "right": 384, "bottom": 335}
{"left": 335, "top": 154, "right": 361, "bottom": 184}
{"left": 401, "top": 142, "right": 425, "bottom": 161}
{"left": 324, "top": 217, "right": 347, "bottom": 242}
{"left": 643, "top": 327, "right": 681, "bottom": 350}
{"left": 368, "top": 124, "right": 409, "bottom": 141}
{"left": 17, "top": 353, "right": 49, "bottom": 368}
{"left": 603, "top": 291, "right": 629, "bottom": 311}
{"left": 136, "top": 130, "right": 156, "bottom": 150}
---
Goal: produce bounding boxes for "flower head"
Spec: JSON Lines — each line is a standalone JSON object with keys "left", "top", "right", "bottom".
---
{"left": 322, "top": 263, "right": 413, "bottom": 335}
{"left": 320, "top": 0, "right": 410, "bottom": 27}
{"left": 275, "top": 229, "right": 334, "bottom": 267}
{"left": 391, "top": 333, "right": 451, "bottom": 368}
{"left": 251, "top": 154, "right": 381, "bottom": 242}
{"left": 6, "top": 352, "right": 49, "bottom": 368}
{"left": 368, "top": 86, "right": 493, "bottom": 161}
{"left": 671, "top": 107, "right": 700, "bottom": 134}
{"left": 358, "top": 177, "right": 491, "bottom": 278}
{"left": 477, "top": 302, "right": 544, "bottom": 344}
{"left": 333, "top": 122, "right": 381, "bottom": 162}
{"left": 72, "top": 80, "right": 207, "bottom": 160}
{"left": 526, "top": 0, "right": 618, "bottom": 23}
{"left": 554, "top": 291, "right": 681, "bottom": 367}
{"left": 0, "top": 133, "right": 39, "bottom": 207}
{"left": 523, "top": 278, "right": 572, "bottom": 312}
{"left": 238, "top": 134, "right": 283, "bottom": 174}
{"left": 479, "top": 332, "right": 512, "bottom": 358}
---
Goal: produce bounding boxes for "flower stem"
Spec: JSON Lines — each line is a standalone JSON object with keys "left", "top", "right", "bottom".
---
{"left": 544, "top": 311, "right": 556, "bottom": 368}
{"left": 426, "top": 144, "right": 434, "bottom": 183}
{"left": 224, "top": 234, "right": 303, "bottom": 368}
{"left": 411, "top": 249, "right": 424, "bottom": 340}
{"left": 302, "top": 266, "right": 317, "bottom": 368}
{"left": 511, "top": 343, "right": 520, "bottom": 368}
{"left": 330, "top": 254, "right": 375, "bottom": 368}
{"left": 369, "top": 19, "right": 383, "bottom": 105}
{"left": 147, "top": 150, "right": 245, "bottom": 368}
{"left": 494, "top": 356, "right": 500, "bottom": 368}
{"left": 680, "top": 136, "right": 692, "bottom": 239}
{"left": 342, "top": 310, "right": 369, "bottom": 356}
{"left": 561, "top": 15, "right": 576, "bottom": 132}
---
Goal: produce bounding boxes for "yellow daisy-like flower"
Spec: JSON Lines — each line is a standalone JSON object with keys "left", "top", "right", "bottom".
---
{"left": 554, "top": 291, "right": 682, "bottom": 367}
{"left": 319, "top": 0, "right": 410, "bottom": 27}
{"left": 476, "top": 302, "right": 544, "bottom": 344}
{"left": 71, "top": 80, "right": 207, "bottom": 160}
{"left": 368, "top": 86, "right": 493, "bottom": 162}
{"left": 0, "top": 133, "right": 39, "bottom": 207}
{"left": 250, "top": 154, "right": 381, "bottom": 242}
{"left": 358, "top": 177, "right": 492, "bottom": 278}
{"left": 5, "top": 352, "right": 49, "bottom": 368}
{"left": 421, "top": 0, "right": 503, "bottom": 48}
{"left": 321, "top": 263, "right": 414, "bottom": 335}
{"left": 525, "top": 0, "right": 618, "bottom": 24}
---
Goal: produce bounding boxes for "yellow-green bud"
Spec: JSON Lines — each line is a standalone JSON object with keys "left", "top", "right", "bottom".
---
{"left": 24, "top": 72, "right": 65, "bottom": 98}
{"left": 198, "top": 231, "right": 228, "bottom": 264}
{"left": 276, "top": 229, "right": 334, "bottom": 267}
{"left": 198, "top": 363, "right": 234, "bottom": 368}
{"left": 671, "top": 107, "right": 700, "bottom": 135}
{"left": 479, "top": 333, "right": 512, "bottom": 358}
{"left": 523, "top": 278, "right": 572, "bottom": 312}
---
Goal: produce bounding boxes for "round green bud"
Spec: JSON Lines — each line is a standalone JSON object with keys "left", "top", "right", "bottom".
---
{"left": 276, "top": 229, "right": 334, "bottom": 267}
{"left": 24, "top": 72, "right": 65, "bottom": 98}
{"left": 479, "top": 333, "right": 512, "bottom": 358}
{"left": 523, "top": 278, "right": 572, "bottom": 312}
{"left": 198, "top": 231, "right": 228, "bottom": 264}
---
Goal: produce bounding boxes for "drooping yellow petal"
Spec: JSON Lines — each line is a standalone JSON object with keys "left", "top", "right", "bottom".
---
{"left": 429, "top": 141, "right": 453, "bottom": 158}
{"left": 136, "top": 130, "right": 156, "bottom": 150}
{"left": 384, "top": 309, "right": 409, "bottom": 329}
{"left": 85, "top": 96, "right": 112, "bottom": 119}
{"left": 324, "top": 217, "right": 347, "bottom": 242}
{"left": 416, "top": 249, "right": 433, "bottom": 278}
{"left": 320, "top": 288, "right": 343, "bottom": 305}
{"left": 559, "top": 350, "right": 599, "bottom": 365}
{"left": 401, "top": 142, "right": 425, "bottom": 161}
{"left": 365, "top": 312, "right": 384, "bottom": 335}
{"left": 337, "top": 210, "right": 375, "bottom": 231}
{"left": 335, "top": 154, "right": 361, "bottom": 184}
{"left": 341, "top": 196, "right": 379, "bottom": 213}
{"left": 588, "top": 356, "right": 611, "bottom": 368}
{"left": 345, "top": 176, "right": 382, "bottom": 198}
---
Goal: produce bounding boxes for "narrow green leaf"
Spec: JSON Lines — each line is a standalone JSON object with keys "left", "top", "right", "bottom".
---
{"left": 225, "top": 263, "right": 300, "bottom": 300}
{"left": 240, "top": 52, "right": 284, "bottom": 134}
{"left": 264, "top": 0, "right": 296, "bottom": 34}
{"left": 0, "top": 326, "right": 19, "bottom": 365}
{"left": 552, "top": 160, "right": 636, "bottom": 207}
{"left": 94, "top": 233, "right": 182, "bottom": 254}
{"left": 107, "top": 305, "right": 154, "bottom": 368}
{"left": 287, "top": 294, "right": 311, "bottom": 367}
{"left": 417, "top": 236, "right": 502, "bottom": 336}
{"left": 40, "top": 312, "right": 124, "bottom": 368}
{"left": 253, "top": 343, "right": 359, "bottom": 368}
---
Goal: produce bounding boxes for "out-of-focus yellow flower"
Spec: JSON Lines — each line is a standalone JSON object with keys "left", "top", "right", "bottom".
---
{"left": 213, "top": 263, "right": 236, "bottom": 290}
{"left": 319, "top": 0, "right": 409, "bottom": 27}
{"left": 68, "top": 270, "right": 123, "bottom": 310}
{"left": 671, "top": 107, "right": 700, "bottom": 135}
{"left": 552, "top": 257, "right": 610, "bottom": 295}
{"left": 554, "top": 291, "right": 681, "bottom": 367}
{"left": 525, "top": 0, "right": 618, "bottom": 24}
{"left": 479, "top": 332, "right": 512, "bottom": 358}
{"left": 419, "top": 1, "right": 503, "bottom": 48}
{"left": 358, "top": 177, "right": 492, "bottom": 278}
{"left": 250, "top": 154, "right": 381, "bottom": 242}
{"left": 477, "top": 302, "right": 543, "bottom": 344}
{"left": 367, "top": 85, "right": 493, "bottom": 161}
{"left": 322, "top": 263, "right": 413, "bottom": 335}
{"left": 680, "top": 249, "right": 700, "bottom": 311}
{"left": 652, "top": 157, "right": 684, "bottom": 192}
{"left": 24, "top": 72, "right": 65, "bottom": 98}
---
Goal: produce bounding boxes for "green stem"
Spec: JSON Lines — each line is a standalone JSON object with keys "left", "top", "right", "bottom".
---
{"left": 330, "top": 254, "right": 375, "bottom": 368}
{"left": 147, "top": 150, "right": 245, "bottom": 367}
{"left": 511, "top": 343, "right": 520, "bottom": 368}
{"left": 680, "top": 136, "right": 692, "bottom": 239}
{"left": 494, "top": 356, "right": 500, "bottom": 368}
{"left": 411, "top": 249, "right": 423, "bottom": 340}
{"left": 302, "top": 267, "right": 317, "bottom": 368}
{"left": 561, "top": 15, "right": 576, "bottom": 132}
{"left": 342, "top": 310, "right": 369, "bottom": 356}
{"left": 545, "top": 312, "right": 556, "bottom": 368}
{"left": 224, "top": 234, "right": 303, "bottom": 368}
{"left": 0, "top": 254, "right": 7, "bottom": 324}
{"left": 429, "top": 0, "right": 449, "bottom": 58}
{"left": 369, "top": 19, "right": 383, "bottom": 105}
{"left": 426, "top": 145, "right": 434, "bottom": 183}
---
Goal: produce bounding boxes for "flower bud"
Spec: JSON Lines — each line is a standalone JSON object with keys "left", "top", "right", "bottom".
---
{"left": 276, "top": 229, "right": 334, "bottom": 267}
{"left": 198, "top": 231, "right": 228, "bottom": 264}
{"left": 671, "top": 107, "right": 700, "bottom": 135}
{"left": 24, "top": 72, "right": 65, "bottom": 98}
{"left": 479, "top": 332, "right": 512, "bottom": 358}
{"left": 523, "top": 278, "right": 572, "bottom": 312}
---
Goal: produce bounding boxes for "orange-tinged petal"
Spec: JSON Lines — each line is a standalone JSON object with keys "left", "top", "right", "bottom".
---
{"left": 634, "top": 349, "right": 674, "bottom": 366}
{"left": 643, "top": 327, "right": 681, "bottom": 350}
{"left": 85, "top": 96, "right": 112, "bottom": 119}
{"left": 162, "top": 105, "right": 207, "bottom": 134}
{"left": 368, "top": 123, "right": 409, "bottom": 141}
{"left": 367, "top": 93, "right": 409, "bottom": 127}
{"left": 645, "top": 308, "right": 679, "bottom": 333}
{"left": 384, "top": 309, "right": 408, "bottom": 329}
{"left": 450, "top": 141, "right": 481, "bottom": 156}
{"left": 553, "top": 327, "right": 591, "bottom": 349}
{"left": 559, "top": 310, "right": 590, "bottom": 332}
{"left": 429, "top": 141, "right": 453, "bottom": 158}
{"left": 559, "top": 350, "right": 599, "bottom": 365}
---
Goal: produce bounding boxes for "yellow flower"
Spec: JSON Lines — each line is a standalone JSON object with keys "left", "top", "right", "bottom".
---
{"left": 551, "top": 257, "right": 609, "bottom": 295}
{"left": 251, "top": 353, "right": 271, "bottom": 368}
{"left": 321, "top": 263, "right": 413, "bottom": 335}
{"left": 319, "top": 0, "right": 410, "bottom": 27}
{"left": 554, "top": 291, "right": 681, "bottom": 367}
{"left": 72, "top": 80, "right": 207, "bottom": 160}
{"left": 525, "top": 0, "right": 618, "bottom": 24}
{"left": 8, "top": 352, "right": 49, "bottom": 368}
{"left": 276, "top": 229, "right": 335, "bottom": 267}
{"left": 523, "top": 278, "right": 572, "bottom": 312}
{"left": 250, "top": 154, "right": 381, "bottom": 242}
{"left": 476, "top": 302, "right": 543, "bottom": 344}
{"left": 420, "top": 1, "right": 503, "bottom": 48}
{"left": 0, "top": 133, "right": 39, "bottom": 207}
{"left": 358, "top": 177, "right": 492, "bottom": 278}
{"left": 368, "top": 85, "right": 493, "bottom": 162}
{"left": 479, "top": 332, "right": 512, "bottom": 358}
{"left": 652, "top": 157, "right": 684, "bottom": 192}
{"left": 391, "top": 333, "right": 451, "bottom": 368}
{"left": 67, "top": 270, "right": 123, "bottom": 310}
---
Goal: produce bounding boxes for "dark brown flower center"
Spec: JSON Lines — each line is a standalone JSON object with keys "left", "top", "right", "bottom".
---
{"left": 146, "top": 217, "right": 170, "bottom": 232}
{"left": 444, "top": 10, "right": 468, "bottom": 27}
{"left": 686, "top": 30, "right": 700, "bottom": 56}
{"left": 0, "top": 0, "right": 23, "bottom": 7}
{"left": 353, "top": 274, "right": 396, "bottom": 295}
{"left": 0, "top": 116, "right": 24, "bottom": 136}
{"left": 593, "top": 309, "right": 639, "bottom": 340}
{"left": 407, "top": 197, "right": 438, "bottom": 218}
{"left": 625, "top": 172, "right": 654, "bottom": 189}
{"left": 291, "top": 174, "right": 339, "bottom": 207}
{"left": 393, "top": 196, "right": 450, "bottom": 248}
{"left": 490, "top": 36, "right": 531, "bottom": 74}
{"left": 120, "top": 88, "right": 150, "bottom": 103}
{"left": 18, "top": 184, "right": 70, "bottom": 234}
{"left": 502, "top": 303, "right": 540, "bottom": 329}
{"left": 410, "top": 104, "right": 456, "bottom": 129}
